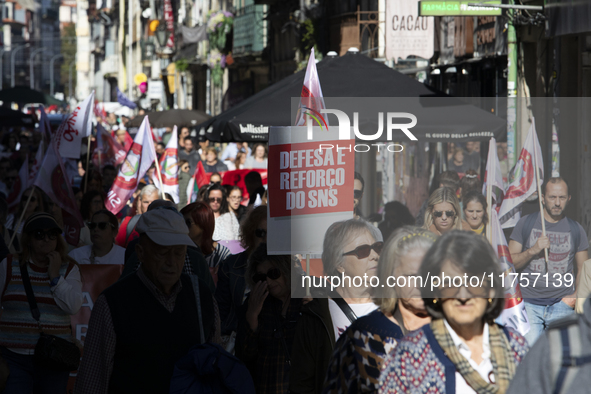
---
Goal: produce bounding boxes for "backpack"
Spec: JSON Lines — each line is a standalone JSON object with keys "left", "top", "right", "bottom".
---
{"left": 169, "top": 275, "right": 256, "bottom": 394}
{"left": 548, "top": 314, "right": 591, "bottom": 394}
{"left": 520, "top": 211, "right": 581, "bottom": 257}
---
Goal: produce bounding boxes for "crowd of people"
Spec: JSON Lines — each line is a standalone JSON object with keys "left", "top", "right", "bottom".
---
{"left": 0, "top": 121, "right": 590, "bottom": 394}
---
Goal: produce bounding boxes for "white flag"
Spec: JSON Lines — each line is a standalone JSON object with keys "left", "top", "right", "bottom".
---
{"left": 152, "top": 126, "right": 179, "bottom": 203}
{"left": 55, "top": 91, "right": 95, "bottom": 159}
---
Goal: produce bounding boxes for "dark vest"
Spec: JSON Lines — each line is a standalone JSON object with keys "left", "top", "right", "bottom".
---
{"left": 104, "top": 273, "right": 213, "bottom": 394}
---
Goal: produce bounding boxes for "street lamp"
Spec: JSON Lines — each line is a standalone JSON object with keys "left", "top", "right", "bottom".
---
{"left": 50, "top": 54, "right": 64, "bottom": 96}
{"left": 155, "top": 21, "right": 170, "bottom": 48}
{"left": 30, "top": 48, "right": 47, "bottom": 90}
{"left": 11, "top": 44, "right": 27, "bottom": 87}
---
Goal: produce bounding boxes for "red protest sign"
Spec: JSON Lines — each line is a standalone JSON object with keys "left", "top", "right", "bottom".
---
{"left": 268, "top": 141, "right": 354, "bottom": 218}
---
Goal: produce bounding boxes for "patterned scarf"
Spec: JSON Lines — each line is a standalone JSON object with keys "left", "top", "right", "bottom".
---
{"left": 430, "top": 318, "right": 516, "bottom": 394}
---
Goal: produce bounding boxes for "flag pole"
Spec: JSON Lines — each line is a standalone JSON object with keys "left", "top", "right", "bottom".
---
{"left": 486, "top": 182, "right": 493, "bottom": 243}
{"left": 533, "top": 144, "right": 549, "bottom": 270}
{"left": 84, "top": 135, "right": 92, "bottom": 193}
{"left": 8, "top": 188, "right": 35, "bottom": 250}
{"left": 154, "top": 158, "right": 165, "bottom": 199}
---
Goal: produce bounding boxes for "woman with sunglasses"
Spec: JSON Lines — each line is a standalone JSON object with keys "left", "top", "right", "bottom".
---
{"left": 290, "top": 219, "right": 382, "bottom": 394}
{"left": 462, "top": 191, "right": 488, "bottom": 236}
{"left": 215, "top": 206, "right": 267, "bottom": 352}
{"left": 323, "top": 227, "right": 436, "bottom": 393}
{"left": 204, "top": 183, "right": 227, "bottom": 220}
{"left": 78, "top": 190, "right": 106, "bottom": 247}
{"left": 212, "top": 186, "right": 243, "bottom": 241}
{"left": 424, "top": 187, "right": 471, "bottom": 236}
{"left": 236, "top": 244, "right": 302, "bottom": 393}
{"left": 380, "top": 231, "right": 529, "bottom": 394}
{"left": 69, "top": 210, "right": 125, "bottom": 265}
{"left": 0, "top": 212, "right": 82, "bottom": 393}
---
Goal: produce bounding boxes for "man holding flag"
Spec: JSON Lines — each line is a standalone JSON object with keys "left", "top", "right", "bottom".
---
{"left": 508, "top": 176, "right": 589, "bottom": 345}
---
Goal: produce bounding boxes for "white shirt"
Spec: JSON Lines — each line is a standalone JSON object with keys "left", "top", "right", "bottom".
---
{"left": 328, "top": 300, "right": 377, "bottom": 339}
{"left": 443, "top": 319, "right": 494, "bottom": 394}
{"left": 68, "top": 244, "right": 126, "bottom": 265}
{"left": 213, "top": 212, "right": 240, "bottom": 241}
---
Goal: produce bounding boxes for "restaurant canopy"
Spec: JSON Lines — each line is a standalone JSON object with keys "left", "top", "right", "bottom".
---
{"left": 199, "top": 51, "right": 506, "bottom": 143}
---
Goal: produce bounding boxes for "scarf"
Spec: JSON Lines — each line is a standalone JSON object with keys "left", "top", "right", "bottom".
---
{"left": 430, "top": 318, "right": 516, "bottom": 394}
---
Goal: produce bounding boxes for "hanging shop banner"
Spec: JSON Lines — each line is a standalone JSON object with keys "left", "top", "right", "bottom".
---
{"left": 386, "top": 0, "right": 434, "bottom": 62}
{"left": 419, "top": 0, "right": 502, "bottom": 16}
{"left": 267, "top": 126, "right": 355, "bottom": 254}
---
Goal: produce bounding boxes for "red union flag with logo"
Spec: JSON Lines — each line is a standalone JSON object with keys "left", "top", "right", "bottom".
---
{"left": 106, "top": 117, "right": 157, "bottom": 214}
{"left": 55, "top": 91, "right": 95, "bottom": 159}
{"left": 153, "top": 126, "right": 179, "bottom": 203}
{"left": 492, "top": 209, "right": 530, "bottom": 336}
{"left": 498, "top": 118, "right": 543, "bottom": 228}
{"left": 294, "top": 48, "right": 328, "bottom": 128}
{"left": 92, "top": 123, "right": 127, "bottom": 169}
{"left": 34, "top": 142, "right": 84, "bottom": 246}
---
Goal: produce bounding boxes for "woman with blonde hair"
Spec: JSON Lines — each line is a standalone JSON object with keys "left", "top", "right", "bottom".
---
{"left": 424, "top": 187, "right": 470, "bottom": 235}
{"left": 323, "top": 226, "right": 437, "bottom": 393}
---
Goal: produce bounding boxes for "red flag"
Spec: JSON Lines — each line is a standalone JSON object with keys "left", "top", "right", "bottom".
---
{"left": 498, "top": 118, "right": 544, "bottom": 228}
{"left": 186, "top": 161, "right": 208, "bottom": 204}
{"left": 34, "top": 142, "right": 84, "bottom": 246}
{"left": 106, "top": 117, "right": 157, "bottom": 214}
{"left": 55, "top": 91, "right": 95, "bottom": 159}
{"left": 294, "top": 48, "right": 328, "bottom": 128}
{"left": 92, "top": 124, "right": 127, "bottom": 169}
{"left": 153, "top": 126, "right": 179, "bottom": 202}
{"left": 7, "top": 156, "right": 28, "bottom": 212}
{"left": 491, "top": 209, "right": 530, "bottom": 336}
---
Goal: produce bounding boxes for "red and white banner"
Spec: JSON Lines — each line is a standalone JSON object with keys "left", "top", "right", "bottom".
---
{"left": 154, "top": 126, "right": 179, "bottom": 203}
{"left": 498, "top": 118, "right": 544, "bottom": 228}
{"left": 482, "top": 137, "right": 505, "bottom": 212}
{"left": 492, "top": 209, "right": 530, "bottom": 336}
{"left": 55, "top": 91, "right": 95, "bottom": 159}
{"left": 294, "top": 48, "right": 328, "bottom": 128}
{"left": 7, "top": 155, "right": 28, "bottom": 212}
{"left": 68, "top": 264, "right": 123, "bottom": 392}
{"left": 92, "top": 123, "right": 127, "bottom": 169}
{"left": 267, "top": 127, "right": 355, "bottom": 254}
{"left": 34, "top": 141, "right": 84, "bottom": 246}
{"left": 163, "top": 0, "right": 175, "bottom": 48}
{"left": 106, "top": 117, "right": 157, "bottom": 214}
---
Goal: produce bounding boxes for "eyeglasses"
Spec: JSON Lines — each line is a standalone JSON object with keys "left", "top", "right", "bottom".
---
{"left": 354, "top": 190, "right": 363, "bottom": 199}
{"left": 439, "top": 283, "right": 489, "bottom": 298}
{"left": 252, "top": 267, "right": 281, "bottom": 283}
{"left": 182, "top": 166, "right": 189, "bottom": 170}
{"left": 343, "top": 242, "right": 383, "bottom": 259}
{"left": 433, "top": 210, "right": 455, "bottom": 218}
{"left": 208, "top": 197, "right": 222, "bottom": 203}
{"left": 255, "top": 228, "right": 267, "bottom": 238}
{"left": 33, "top": 229, "right": 60, "bottom": 241}
{"left": 228, "top": 196, "right": 242, "bottom": 201}
{"left": 88, "top": 221, "right": 115, "bottom": 231}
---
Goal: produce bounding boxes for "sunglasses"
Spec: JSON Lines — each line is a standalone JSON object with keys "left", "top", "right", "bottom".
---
{"left": 255, "top": 228, "right": 267, "bottom": 238}
{"left": 252, "top": 267, "right": 281, "bottom": 283}
{"left": 342, "top": 241, "right": 383, "bottom": 259}
{"left": 208, "top": 197, "right": 222, "bottom": 203}
{"left": 354, "top": 190, "right": 363, "bottom": 199}
{"left": 88, "top": 221, "right": 115, "bottom": 231}
{"left": 228, "top": 196, "right": 242, "bottom": 201}
{"left": 433, "top": 210, "right": 455, "bottom": 218}
{"left": 33, "top": 229, "right": 60, "bottom": 241}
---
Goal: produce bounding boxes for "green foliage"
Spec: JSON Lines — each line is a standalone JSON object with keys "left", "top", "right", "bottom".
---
{"left": 60, "top": 24, "right": 77, "bottom": 95}
{"left": 175, "top": 58, "right": 189, "bottom": 72}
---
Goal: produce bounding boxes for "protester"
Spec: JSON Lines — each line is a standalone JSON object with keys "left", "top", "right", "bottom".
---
{"left": 81, "top": 170, "right": 104, "bottom": 193}
{"left": 155, "top": 142, "right": 165, "bottom": 158}
{"left": 234, "top": 151, "right": 247, "bottom": 170}
{"left": 323, "top": 227, "right": 436, "bottom": 393}
{"left": 507, "top": 294, "right": 591, "bottom": 394}
{"left": 226, "top": 185, "right": 247, "bottom": 223}
{"left": 179, "top": 159, "right": 190, "bottom": 173}
{"left": 80, "top": 190, "right": 105, "bottom": 222}
{"left": 380, "top": 231, "right": 529, "bottom": 393}
{"left": 377, "top": 201, "right": 415, "bottom": 242}
{"left": 101, "top": 165, "right": 117, "bottom": 192}
{"left": 508, "top": 177, "right": 589, "bottom": 345}
{"left": 205, "top": 183, "right": 227, "bottom": 220}
{"left": 353, "top": 172, "right": 364, "bottom": 220}
{"left": 423, "top": 187, "right": 470, "bottom": 235}
{"left": 416, "top": 171, "right": 460, "bottom": 226}
{"left": 202, "top": 147, "right": 228, "bottom": 173}
{"left": 462, "top": 191, "right": 488, "bottom": 236}
{"left": 210, "top": 172, "right": 222, "bottom": 184}
{"left": 214, "top": 186, "right": 240, "bottom": 241}
{"left": 179, "top": 137, "right": 201, "bottom": 175}
{"left": 448, "top": 147, "right": 470, "bottom": 174}
{"left": 177, "top": 160, "right": 191, "bottom": 209}
{"left": 245, "top": 171, "right": 265, "bottom": 209}
{"left": 464, "top": 141, "right": 481, "bottom": 173}
{"left": 197, "top": 138, "right": 209, "bottom": 161}
{"left": 244, "top": 143, "right": 268, "bottom": 169}
{"left": 69, "top": 209, "right": 125, "bottom": 264}
{"left": 459, "top": 169, "right": 482, "bottom": 198}
{"left": 216, "top": 205, "right": 267, "bottom": 349}
{"left": 0, "top": 213, "right": 83, "bottom": 393}
{"left": 115, "top": 185, "right": 159, "bottom": 247}
{"left": 178, "top": 127, "right": 190, "bottom": 150}
{"left": 74, "top": 208, "right": 216, "bottom": 394}
{"left": 236, "top": 245, "right": 302, "bottom": 393}
{"left": 290, "top": 219, "right": 381, "bottom": 394}
{"left": 180, "top": 202, "right": 231, "bottom": 279}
